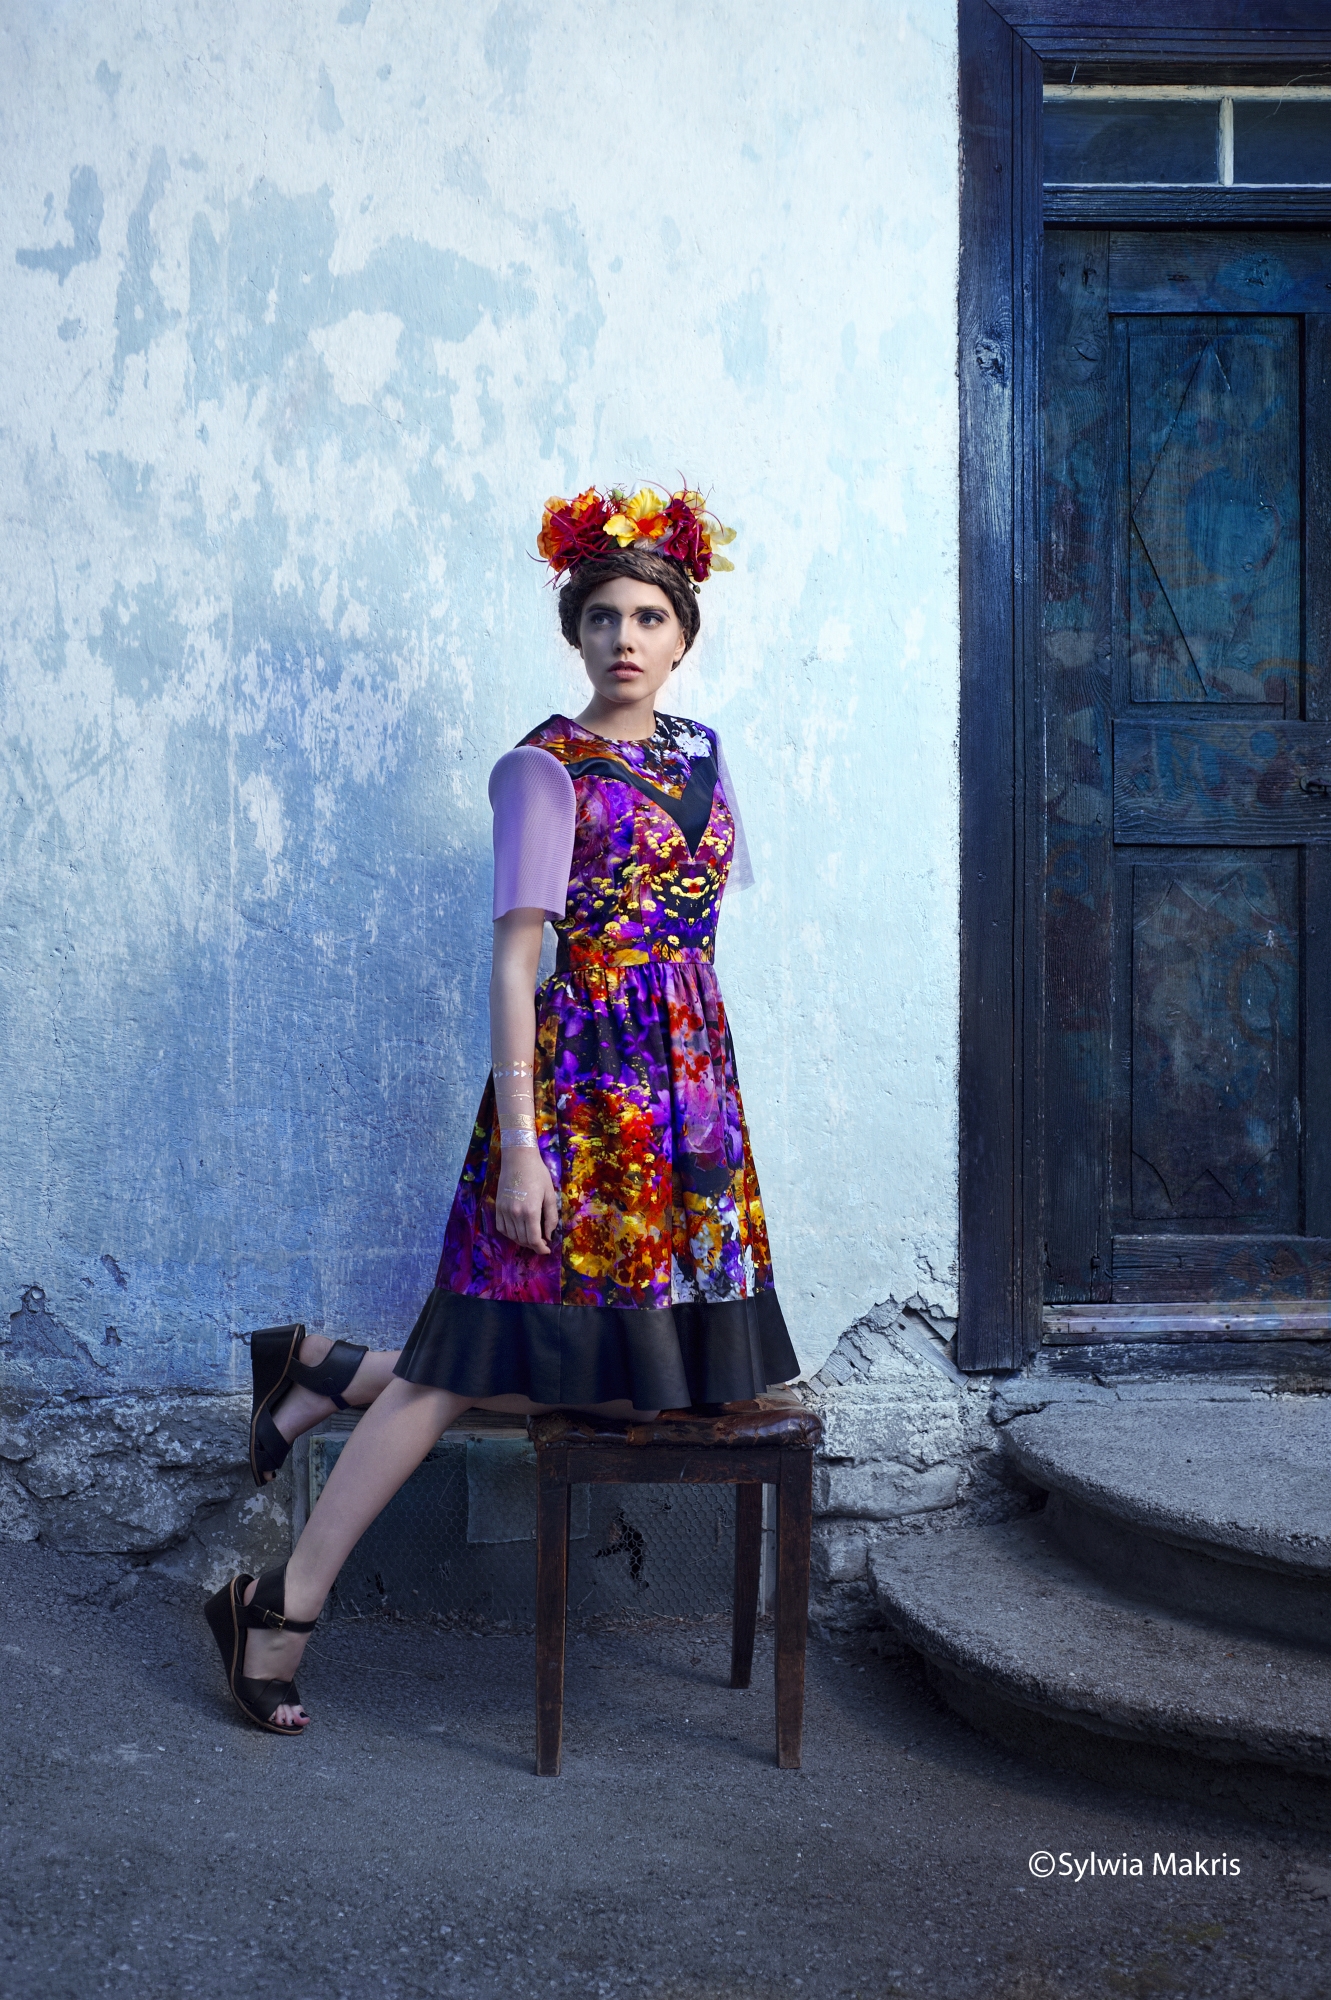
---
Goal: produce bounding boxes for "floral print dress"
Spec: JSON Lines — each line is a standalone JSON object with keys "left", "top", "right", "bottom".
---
{"left": 395, "top": 712, "right": 797, "bottom": 1410}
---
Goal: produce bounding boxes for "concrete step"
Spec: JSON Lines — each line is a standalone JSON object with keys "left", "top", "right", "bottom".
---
{"left": 1002, "top": 1399, "right": 1331, "bottom": 1648}
{"left": 870, "top": 1515, "right": 1331, "bottom": 1827}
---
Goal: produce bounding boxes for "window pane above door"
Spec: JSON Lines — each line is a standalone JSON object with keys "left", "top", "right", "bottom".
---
{"left": 1044, "top": 100, "right": 1217, "bottom": 185}
{"left": 1233, "top": 101, "right": 1331, "bottom": 186}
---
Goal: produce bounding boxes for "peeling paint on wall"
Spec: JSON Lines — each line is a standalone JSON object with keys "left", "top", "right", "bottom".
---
{"left": 0, "top": 0, "right": 959, "bottom": 1395}
{"left": 16, "top": 163, "right": 103, "bottom": 283}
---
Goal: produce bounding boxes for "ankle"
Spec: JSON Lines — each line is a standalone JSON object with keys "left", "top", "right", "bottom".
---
{"left": 297, "top": 1331, "right": 333, "bottom": 1367}
{"left": 280, "top": 1572, "right": 326, "bottom": 1627}
{"left": 242, "top": 1567, "right": 324, "bottom": 1627}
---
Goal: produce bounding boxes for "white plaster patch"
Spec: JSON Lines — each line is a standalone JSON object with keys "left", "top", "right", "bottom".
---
{"left": 238, "top": 770, "right": 285, "bottom": 895}
{"left": 817, "top": 616, "right": 853, "bottom": 664}
{"left": 340, "top": 597, "right": 370, "bottom": 641}
{"left": 310, "top": 310, "right": 404, "bottom": 405}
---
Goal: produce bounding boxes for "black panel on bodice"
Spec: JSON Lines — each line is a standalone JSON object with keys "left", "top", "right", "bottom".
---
{"left": 565, "top": 756, "right": 719, "bottom": 855}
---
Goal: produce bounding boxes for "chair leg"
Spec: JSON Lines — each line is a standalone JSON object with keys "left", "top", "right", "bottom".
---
{"left": 535, "top": 1474, "right": 571, "bottom": 1776}
{"left": 774, "top": 1451, "right": 813, "bottom": 1769}
{"left": 730, "top": 1481, "right": 763, "bottom": 1689}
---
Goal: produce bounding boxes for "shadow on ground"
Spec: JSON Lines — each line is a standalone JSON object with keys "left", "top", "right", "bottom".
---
{"left": 2, "top": 1541, "right": 1330, "bottom": 1998}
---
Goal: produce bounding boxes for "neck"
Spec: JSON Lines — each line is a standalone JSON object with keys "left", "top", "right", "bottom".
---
{"left": 574, "top": 693, "right": 660, "bottom": 742}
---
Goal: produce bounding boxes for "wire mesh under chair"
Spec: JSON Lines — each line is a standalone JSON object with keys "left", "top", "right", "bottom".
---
{"left": 298, "top": 1410, "right": 759, "bottom": 1626}
{"left": 527, "top": 1397, "right": 823, "bottom": 1776}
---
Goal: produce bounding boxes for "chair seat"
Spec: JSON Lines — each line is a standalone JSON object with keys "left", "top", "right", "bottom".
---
{"left": 528, "top": 1398, "right": 821, "bottom": 1452}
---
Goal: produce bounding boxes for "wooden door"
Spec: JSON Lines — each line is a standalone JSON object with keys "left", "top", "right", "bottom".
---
{"left": 1042, "top": 232, "right": 1331, "bottom": 1321}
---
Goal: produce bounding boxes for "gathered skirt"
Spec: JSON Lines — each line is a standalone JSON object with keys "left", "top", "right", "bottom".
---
{"left": 395, "top": 949, "right": 797, "bottom": 1410}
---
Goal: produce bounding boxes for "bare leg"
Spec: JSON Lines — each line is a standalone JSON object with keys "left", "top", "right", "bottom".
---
{"left": 243, "top": 1382, "right": 660, "bottom": 1727}
{"left": 244, "top": 1379, "right": 467, "bottom": 1725}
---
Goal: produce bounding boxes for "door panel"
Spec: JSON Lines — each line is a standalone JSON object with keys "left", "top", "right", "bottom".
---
{"left": 1110, "top": 233, "right": 1331, "bottom": 314}
{"left": 1115, "top": 722, "right": 1331, "bottom": 842}
{"left": 1127, "top": 323, "right": 1300, "bottom": 708}
{"left": 1109, "top": 1233, "right": 1331, "bottom": 1303}
{"left": 1043, "top": 231, "right": 1331, "bottom": 1312}
{"left": 1124, "top": 850, "right": 1299, "bottom": 1231}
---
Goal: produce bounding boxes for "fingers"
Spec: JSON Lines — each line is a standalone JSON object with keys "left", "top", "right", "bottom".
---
{"left": 496, "top": 1197, "right": 534, "bottom": 1247}
{"left": 495, "top": 1193, "right": 536, "bottom": 1251}
{"left": 495, "top": 1172, "right": 556, "bottom": 1255}
{"left": 516, "top": 1199, "right": 550, "bottom": 1255}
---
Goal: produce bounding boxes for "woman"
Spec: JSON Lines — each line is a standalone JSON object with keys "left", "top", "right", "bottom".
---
{"left": 207, "top": 484, "right": 798, "bottom": 1733}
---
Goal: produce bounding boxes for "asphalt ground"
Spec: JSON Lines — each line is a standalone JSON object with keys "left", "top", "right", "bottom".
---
{"left": 2, "top": 1538, "right": 1330, "bottom": 2000}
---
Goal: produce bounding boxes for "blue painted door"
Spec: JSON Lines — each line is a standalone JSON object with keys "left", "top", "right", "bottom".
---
{"left": 1042, "top": 233, "right": 1331, "bottom": 1308}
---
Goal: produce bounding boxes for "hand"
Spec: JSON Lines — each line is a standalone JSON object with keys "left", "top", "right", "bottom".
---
{"left": 495, "top": 1147, "right": 558, "bottom": 1255}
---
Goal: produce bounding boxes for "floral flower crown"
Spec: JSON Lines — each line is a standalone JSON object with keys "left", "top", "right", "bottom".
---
{"left": 537, "top": 484, "right": 736, "bottom": 588}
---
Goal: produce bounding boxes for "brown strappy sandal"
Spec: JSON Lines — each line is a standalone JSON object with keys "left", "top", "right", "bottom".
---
{"left": 204, "top": 1565, "right": 317, "bottom": 1735}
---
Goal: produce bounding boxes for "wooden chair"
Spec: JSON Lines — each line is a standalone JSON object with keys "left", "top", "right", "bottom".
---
{"left": 527, "top": 1398, "right": 823, "bottom": 1775}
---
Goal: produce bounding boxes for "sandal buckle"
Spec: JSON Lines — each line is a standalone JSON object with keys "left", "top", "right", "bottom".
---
{"left": 260, "top": 1609, "right": 287, "bottom": 1630}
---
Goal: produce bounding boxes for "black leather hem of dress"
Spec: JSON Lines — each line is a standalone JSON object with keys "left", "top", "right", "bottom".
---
{"left": 393, "top": 1287, "right": 799, "bottom": 1410}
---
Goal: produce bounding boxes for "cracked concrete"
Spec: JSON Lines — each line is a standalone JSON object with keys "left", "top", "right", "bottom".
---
{"left": 0, "top": 1389, "right": 289, "bottom": 1587}
{"left": 801, "top": 1299, "right": 1331, "bottom": 1631}
{"left": 804, "top": 1300, "right": 1032, "bottom": 1625}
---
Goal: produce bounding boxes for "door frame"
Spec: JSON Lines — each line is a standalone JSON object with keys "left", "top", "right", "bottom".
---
{"left": 956, "top": 0, "right": 1331, "bottom": 1371}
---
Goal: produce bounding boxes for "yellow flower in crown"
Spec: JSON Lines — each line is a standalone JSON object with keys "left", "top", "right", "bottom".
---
{"left": 603, "top": 487, "right": 671, "bottom": 549}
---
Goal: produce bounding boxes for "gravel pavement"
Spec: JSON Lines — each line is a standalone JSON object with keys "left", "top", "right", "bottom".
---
{"left": 3, "top": 1539, "right": 1331, "bottom": 1999}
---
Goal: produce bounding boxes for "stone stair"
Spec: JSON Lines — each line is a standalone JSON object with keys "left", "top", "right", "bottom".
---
{"left": 868, "top": 1396, "right": 1331, "bottom": 1826}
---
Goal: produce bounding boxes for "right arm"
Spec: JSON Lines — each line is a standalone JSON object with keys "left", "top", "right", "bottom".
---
{"left": 490, "top": 909, "right": 558, "bottom": 1255}
{"left": 486, "top": 745, "right": 576, "bottom": 1258}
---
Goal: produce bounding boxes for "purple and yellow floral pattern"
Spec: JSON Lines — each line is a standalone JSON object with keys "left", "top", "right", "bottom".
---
{"left": 436, "top": 714, "right": 779, "bottom": 1319}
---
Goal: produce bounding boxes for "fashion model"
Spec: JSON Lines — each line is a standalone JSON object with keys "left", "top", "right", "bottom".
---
{"left": 206, "top": 484, "right": 798, "bottom": 1732}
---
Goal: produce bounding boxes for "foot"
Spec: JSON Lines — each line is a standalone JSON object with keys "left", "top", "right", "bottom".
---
{"left": 241, "top": 1573, "right": 322, "bottom": 1729}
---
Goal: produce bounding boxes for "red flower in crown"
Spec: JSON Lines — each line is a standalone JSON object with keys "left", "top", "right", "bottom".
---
{"left": 663, "top": 492, "right": 711, "bottom": 580}
{"left": 536, "top": 484, "right": 735, "bottom": 585}
{"left": 536, "top": 487, "right": 614, "bottom": 573}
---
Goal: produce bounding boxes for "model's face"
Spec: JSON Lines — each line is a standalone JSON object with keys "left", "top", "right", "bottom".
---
{"left": 577, "top": 577, "right": 685, "bottom": 710}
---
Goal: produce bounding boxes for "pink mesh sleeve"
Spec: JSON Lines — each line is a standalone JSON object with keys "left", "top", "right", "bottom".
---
{"left": 714, "top": 731, "right": 755, "bottom": 892}
{"left": 489, "top": 746, "right": 576, "bottom": 920}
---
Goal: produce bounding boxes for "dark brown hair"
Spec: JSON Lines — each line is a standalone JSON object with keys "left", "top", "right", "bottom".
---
{"left": 556, "top": 547, "right": 701, "bottom": 655}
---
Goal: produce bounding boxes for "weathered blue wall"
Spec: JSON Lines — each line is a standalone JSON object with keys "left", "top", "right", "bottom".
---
{"left": 0, "top": 0, "right": 959, "bottom": 1395}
